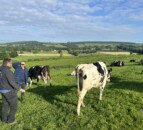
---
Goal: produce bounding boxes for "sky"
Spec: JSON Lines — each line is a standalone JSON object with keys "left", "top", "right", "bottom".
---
{"left": 0, "top": 0, "right": 143, "bottom": 43}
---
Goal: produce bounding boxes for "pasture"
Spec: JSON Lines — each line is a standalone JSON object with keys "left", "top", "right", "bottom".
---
{"left": 0, "top": 54, "right": 143, "bottom": 130}
{"left": 96, "top": 51, "right": 130, "bottom": 55}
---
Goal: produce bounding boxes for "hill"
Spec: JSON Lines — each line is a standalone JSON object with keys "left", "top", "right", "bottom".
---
{"left": 0, "top": 41, "right": 143, "bottom": 56}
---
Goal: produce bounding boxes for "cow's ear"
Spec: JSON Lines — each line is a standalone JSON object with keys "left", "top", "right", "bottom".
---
{"left": 83, "top": 75, "right": 87, "bottom": 80}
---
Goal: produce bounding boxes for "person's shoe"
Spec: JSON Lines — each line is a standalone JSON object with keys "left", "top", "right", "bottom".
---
{"left": 7, "top": 120, "right": 17, "bottom": 125}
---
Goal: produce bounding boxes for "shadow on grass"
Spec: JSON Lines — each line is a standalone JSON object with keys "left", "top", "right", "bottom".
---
{"left": 27, "top": 85, "right": 76, "bottom": 105}
{"left": 26, "top": 76, "right": 143, "bottom": 106}
{"left": 108, "top": 76, "right": 143, "bottom": 93}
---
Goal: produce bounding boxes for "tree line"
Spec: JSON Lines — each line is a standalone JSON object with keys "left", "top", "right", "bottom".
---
{"left": 0, "top": 41, "right": 143, "bottom": 59}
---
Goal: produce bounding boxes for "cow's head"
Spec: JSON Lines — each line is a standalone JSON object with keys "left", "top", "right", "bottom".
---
{"left": 41, "top": 66, "right": 50, "bottom": 84}
{"left": 70, "top": 70, "right": 76, "bottom": 76}
{"left": 122, "top": 61, "right": 124, "bottom": 66}
{"left": 70, "top": 64, "right": 84, "bottom": 77}
{"left": 70, "top": 67, "right": 87, "bottom": 80}
{"left": 107, "top": 68, "right": 112, "bottom": 82}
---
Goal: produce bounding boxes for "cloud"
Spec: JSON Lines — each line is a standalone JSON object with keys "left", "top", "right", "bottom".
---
{"left": 0, "top": 0, "right": 143, "bottom": 42}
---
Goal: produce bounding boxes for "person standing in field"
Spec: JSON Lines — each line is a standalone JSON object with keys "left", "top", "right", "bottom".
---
{"left": 12, "top": 61, "right": 28, "bottom": 102}
{"left": 0, "top": 58, "right": 25, "bottom": 125}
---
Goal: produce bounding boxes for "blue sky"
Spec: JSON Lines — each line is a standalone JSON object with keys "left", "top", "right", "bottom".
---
{"left": 0, "top": 0, "right": 143, "bottom": 43}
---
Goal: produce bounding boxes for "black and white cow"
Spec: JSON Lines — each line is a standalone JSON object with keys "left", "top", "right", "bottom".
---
{"left": 28, "top": 65, "right": 52, "bottom": 87}
{"left": 70, "top": 61, "right": 112, "bottom": 116}
{"left": 130, "top": 59, "right": 136, "bottom": 62}
{"left": 110, "top": 60, "right": 124, "bottom": 66}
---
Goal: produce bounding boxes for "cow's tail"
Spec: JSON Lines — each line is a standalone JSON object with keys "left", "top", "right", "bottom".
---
{"left": 77, "top": 69, "right": 83, "bottom": 95}
{"left": 77, "top": 69, "right": 80, "bottom": 96}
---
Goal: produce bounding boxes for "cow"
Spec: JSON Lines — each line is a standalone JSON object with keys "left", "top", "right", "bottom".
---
{"left": 70, "top": 61, "right": 112, "bottom": 116}
{"left": 28, "top": 65, "right": 52, "bottom": 87}
{"left": 110, "top": 60, "right": 124, "bottom": 66}
{"left": 130, "top": 59, "right": 136, "bottom": 62}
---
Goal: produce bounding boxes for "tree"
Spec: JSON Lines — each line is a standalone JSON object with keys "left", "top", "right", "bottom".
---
{"left": 0, "top": 51, "right": 9, "bottom": 60}
{"left": 9, "top": 51, "right": 18, "bottom": 58}
{"left": 72, "top": 51, "right": 79, "bottom": 56}
{"left": 58, "top": 50, "right": 63, "bottom": 57}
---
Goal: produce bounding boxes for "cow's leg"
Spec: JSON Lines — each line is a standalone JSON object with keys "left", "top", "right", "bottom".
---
{"left": 48, "top": 76, "right": 52, "bottom": 87}
{"left": 43, "top": 77, "right": 47, "bottom": 88}
{"left": 77, "top": 90, "right": 85, "bottom": 107}
{"left": 99, "top": 86, "right": 104, "bottom": 100}
{"left": 41, "top": 73, "right": 47, "bottom": 88}
{"left": 99, "top": 82, "right": 106, "bottom": 100}
{"left": 29, "top": 78, "right": 32, "bottom": 87}
{"left": 77, "top": 88, "right": 80, "bottom": 96}
{"left": 44, "top": 77, "right": 47, "bottom": 87}
{"left": 26, "top": 82, "right": 29, "bottom": 87}
{"left": 37, "top": 78, "right": 40, "bottom": 86}
{"left": 77, "top": 76, "right": 80, "bottom": 96}
{"left": 81, "top": 101, "right": 85, "bottom": 107}
{"left": 77, "top": 90, "right": 87, "bottom": 116}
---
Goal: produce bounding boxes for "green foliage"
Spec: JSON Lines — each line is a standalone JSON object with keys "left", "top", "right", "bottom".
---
{"left": 1, "top": 41, "right": 143, "bottom": 55}
{"left": 71, "top": 51, "right": 79, "bottom": 56}
{"left": 58, "top": 50, "right": 63, "bottom": 57}
{"left": 9, "top": 51, "right": 18, "bottom": 58}
{"left": 19, "top": 51, "right": 24, "bottom": 54}
{"left": 33, "top": 51, "right": 38, "bottom": 54}
{"left": 0, "top": 51, "right": 9, "bottom": 60}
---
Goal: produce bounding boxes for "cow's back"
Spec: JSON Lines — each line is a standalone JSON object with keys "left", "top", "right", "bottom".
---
{"left": 29, "top": 66, "right": 42, "bottom": 78}
{"left": 80, "top": 62, "right": 108, "bottom": 90}
{"left": 78, "top": 64, "right": 100, "bottom": 90}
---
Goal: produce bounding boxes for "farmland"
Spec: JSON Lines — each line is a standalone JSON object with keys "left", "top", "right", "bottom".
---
{"left": 0, "top": 53, "right": 143, "bottom": 130}
{"left": 96, "top": 51, "right": 130, "bottom": 55}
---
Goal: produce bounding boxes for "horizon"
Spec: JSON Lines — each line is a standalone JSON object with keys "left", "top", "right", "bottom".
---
{"left": 0, "top": 0, "right": 143, "bottom": 43}
{"left": 0, "top": 40, "right": 141, "bottom": 44}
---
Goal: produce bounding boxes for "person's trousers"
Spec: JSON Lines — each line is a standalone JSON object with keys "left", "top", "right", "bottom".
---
{"left": 19, "top": 83, "right": 26, "bottom": 102}
{"left": 1, "top": 91, "right": 17, "bottom": 123}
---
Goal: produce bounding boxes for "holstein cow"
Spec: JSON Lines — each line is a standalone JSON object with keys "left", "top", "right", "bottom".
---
{"left": 130, "top": 59, "right": 136, "bottom": 62}
{"left": 70, "top": 61, "right": 112, "bottom": 116}
{"left": 110, "top": 60, "right": 124, "bottom": 66}
{"left": 28, "top": 65, "right": 52, "bottom": 87}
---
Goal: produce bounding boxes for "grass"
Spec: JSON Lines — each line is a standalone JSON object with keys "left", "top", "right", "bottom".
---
{"left": 0, "top": 54, "right": 143, "bottom": 130}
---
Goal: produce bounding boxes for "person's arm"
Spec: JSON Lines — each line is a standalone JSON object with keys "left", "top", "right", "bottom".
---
{"left": 5, "top": 69, "right": 22, "bottom": 91}
{"left": 12, "top": 62, "right": 21, "bottom": 69}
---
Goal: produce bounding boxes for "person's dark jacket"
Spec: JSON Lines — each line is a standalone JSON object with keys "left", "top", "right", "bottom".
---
{"left": 0, "top": 65, "right": 20, "bottom": 91}
{"left": 12, "top": 62, "right": 28, "bottom": 85}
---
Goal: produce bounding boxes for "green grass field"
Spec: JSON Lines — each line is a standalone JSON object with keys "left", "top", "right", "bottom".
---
{"left": 0, "top": 54, "right": 143, "bottom": 130}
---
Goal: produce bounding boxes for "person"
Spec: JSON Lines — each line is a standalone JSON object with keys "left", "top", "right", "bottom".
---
{"left": 12, "top": 61, "right": 28, "bottom": 102}
{"left": 0, "top": 58, "right": 25, "bottom": 125}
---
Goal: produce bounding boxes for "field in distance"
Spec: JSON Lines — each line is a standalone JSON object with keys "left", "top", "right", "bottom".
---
{"left": 97, "top": 51, "right": 131, "bottom": 55}
{"left": 18, "top": 51, "right": 134, "bottom": 57}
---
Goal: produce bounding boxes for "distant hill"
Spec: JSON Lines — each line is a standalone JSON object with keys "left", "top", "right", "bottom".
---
{"left": 0, "top": 41, "right": 143, "bottom": 55}
{"left": 0, "top": 40, "right": 140, "bottom": 45}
